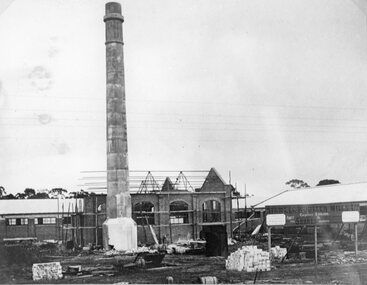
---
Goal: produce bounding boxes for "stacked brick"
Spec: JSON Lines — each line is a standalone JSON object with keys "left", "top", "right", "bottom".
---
{"left": 270, "top": 246, "right": 287, "bottom": 262}
{"left": 225, "top": 246, "right": 270, "bottom": 272}
{"left": 32, "top": 262, "right": 63, "bottom": 281}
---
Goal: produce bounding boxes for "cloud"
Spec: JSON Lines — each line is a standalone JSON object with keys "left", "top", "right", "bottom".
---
{"left": 28, "top": 66, "right": 52, "bottom": 91}
{"left": 37, "top": 113, "right": 54, "bottom": 125}
{"left": 52, "top": 141, "right": 71, "bottom": 155}
{"left": 0, "top": 80, "right": 8, "bottom": 108}
{"left": 48, "top": 46, "right": 59, "bottom": 58}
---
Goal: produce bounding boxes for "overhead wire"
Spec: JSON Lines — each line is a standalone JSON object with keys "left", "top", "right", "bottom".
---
{"left": 4, "top": 95, "right": 367, "bottom": 111}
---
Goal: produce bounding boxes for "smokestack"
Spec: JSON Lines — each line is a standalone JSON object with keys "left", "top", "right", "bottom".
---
{"left": 102, "top": 2, "right": 137, "bottom": 251}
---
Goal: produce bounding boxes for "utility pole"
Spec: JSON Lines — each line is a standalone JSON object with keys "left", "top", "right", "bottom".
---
{"left": 244, "top": 184, "right": 248, "bottom": 229}
{"left": 236, "top": 183, "right": 240, "bottom": 240}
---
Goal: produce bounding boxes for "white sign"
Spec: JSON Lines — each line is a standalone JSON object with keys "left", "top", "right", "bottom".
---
{"left": 266, "top": 214, "right": 286, "bottom": 226}
{"left": 342, "top": 211, "right": 360, "bottom": 223}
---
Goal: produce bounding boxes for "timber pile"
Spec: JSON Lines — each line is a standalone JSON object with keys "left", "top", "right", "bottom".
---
{"left": 320, "top": 250, "right": 367, "bottom": 265}
{"left": 225, "top": 246, "right": 270, "bottom": 272}
{"left": 63, "top": 264, "right": 117, "bottom": 279}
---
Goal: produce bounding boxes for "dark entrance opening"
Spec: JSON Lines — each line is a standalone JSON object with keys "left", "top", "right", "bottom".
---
{"left": 201, "top": 225, "right": 228, "bottom": 257}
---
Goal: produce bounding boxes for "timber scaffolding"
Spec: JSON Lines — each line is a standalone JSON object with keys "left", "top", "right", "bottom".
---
{"left": 78, "top": 170, "right": 210, "bottom": 193}
{"left": 56, "top": 197, "right": 103, "bottom": 247}
{"left": 62, "top": 195, "right": 106, "bottom": 247}
{"left": 66, "top": 197, "right": 251, "bottom": 247}
{"left": 63, "top": 169, "right": 253, "bottom": 247}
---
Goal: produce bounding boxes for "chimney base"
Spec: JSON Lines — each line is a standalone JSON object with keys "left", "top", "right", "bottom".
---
{"left": 102, "top": 217, "right": 137, "bottom": 251}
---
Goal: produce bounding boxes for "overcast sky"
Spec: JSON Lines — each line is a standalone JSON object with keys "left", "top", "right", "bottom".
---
{"left": 1, "top": 0, "right": 367, "bottom": 201}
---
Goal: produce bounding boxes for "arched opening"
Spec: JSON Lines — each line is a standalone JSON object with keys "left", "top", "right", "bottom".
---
{"left": 170, "top": 201, "right": 189, "bottom": 224}
{"left": 133, "top": 202, "right": 155, "bottom": 225}
{"left": 202, "top": 200, "right": 221, "bottom": 223}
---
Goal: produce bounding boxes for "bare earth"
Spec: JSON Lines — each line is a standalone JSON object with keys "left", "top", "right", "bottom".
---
{"left": 1, "top": 251, "right": 367, "bottom": 284}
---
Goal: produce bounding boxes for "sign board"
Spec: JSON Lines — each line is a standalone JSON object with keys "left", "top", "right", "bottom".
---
{"left": 266, "top": 214, "right": 286, "bottom": 226}
{"left": 342, "top": 211, "right": 360, "bottom": 223}
{"left": 266, "top": 202, "right": 360, "bottom": 226}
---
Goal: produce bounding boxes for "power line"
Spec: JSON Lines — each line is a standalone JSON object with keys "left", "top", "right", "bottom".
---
{"left": 2, "top": 124, "right": 367, "bottom": 135}
{"left": 5, "top": 96, "right": 367, "bottom": 112}
{"left": 3, "top": 115, "right": 367, "bottom": 129}
{"left": 3, "top": 110, "right": 367, "bottom": 124}
{"left": 1, "top": 136, "right": 367, "bottom": 144}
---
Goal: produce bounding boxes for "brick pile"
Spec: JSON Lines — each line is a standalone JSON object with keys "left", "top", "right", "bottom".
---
{"left": 225, "top": 246, "right": 270, "bottom": 272}
{"left": 270, "top": 246, "right": 287, "bottom": 261}
{"left": 32, "top": 262, "right": 63, "bottom": 281}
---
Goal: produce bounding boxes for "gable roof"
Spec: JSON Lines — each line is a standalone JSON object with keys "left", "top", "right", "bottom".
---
{"left": 161, "top": 177, "right": 175, "bottom": 192}
{"left": 200, "top": 168, "right": 226, "bottom": 192}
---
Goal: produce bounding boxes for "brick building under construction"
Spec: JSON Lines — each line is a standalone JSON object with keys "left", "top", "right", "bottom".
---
{"left": 72, "top": 168, "right": 234, "bottom": 248}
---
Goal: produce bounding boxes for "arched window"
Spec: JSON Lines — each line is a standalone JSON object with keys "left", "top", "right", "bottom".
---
{"left": 202, "top": 200, "right": 221, "bottom": 222}
{"left": 170, "top": 201, "right": 189, "bottom": 224}
{"left": 133, "top": 202, "right": 155, "bottom": 225}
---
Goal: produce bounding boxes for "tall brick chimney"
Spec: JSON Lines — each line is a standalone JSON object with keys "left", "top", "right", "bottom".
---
{"left": 102, "top": 2, "right": 137, "bottom": 251}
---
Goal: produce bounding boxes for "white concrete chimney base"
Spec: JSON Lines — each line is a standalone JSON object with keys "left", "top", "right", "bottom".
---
{"left": 102, "top": 217, "right": 137, "bottom": 251}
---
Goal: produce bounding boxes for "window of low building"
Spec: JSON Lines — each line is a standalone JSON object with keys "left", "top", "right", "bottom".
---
{"left": 133, "top": 202, "right": 155, "bottom": 225}
{"left": 6, "top": 218, "right": 28, "bottom": 226}
{"left": 62, "top": 216, "right": 72, "bottom": 225}
{"left": 202, "top": 200, "right": 221, "bottom": 223}
{"left": 170, "top": 201, "right": 189, "bottom": 224}
{"left": 35, "top": 217, "right": 56, "bottom": 225}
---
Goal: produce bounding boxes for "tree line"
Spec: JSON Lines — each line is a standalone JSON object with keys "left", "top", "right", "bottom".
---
{"left": 0, "top": 186, "right": 94, "bottom": 199}
{"left": 285, "top": 179, "right": 340, "bottom": 189}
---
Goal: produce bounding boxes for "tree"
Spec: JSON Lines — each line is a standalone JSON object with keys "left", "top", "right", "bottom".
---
{"left": 2, "top": 193, "right": 15, "bottom": 199}
{"left": 49, "top": 188, "right": 67, "bottom": 198}
{"left": 29, "top": 192, "right": 50, "bottom": 199}
{"left": 285, "top": 179, "right": 310, "bottom": 189}
{"left": 68, "top": 189, "right": 93, "bottom": 198}
{"left": 316, "top": 179, "right": 340, "bottom": 186}
{"left": 24, "top": 188, "right": 36, "bottom": 198}
{"left": 15, "top": 192, "right": 27, "bottom": 199}
{"left": 0, "top": 186, "right": 6, "bottom": 198}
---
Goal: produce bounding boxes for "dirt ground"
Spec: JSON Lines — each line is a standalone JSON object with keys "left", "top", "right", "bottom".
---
{"left": 1, "top": 249, "right": 367, "bottom": 284}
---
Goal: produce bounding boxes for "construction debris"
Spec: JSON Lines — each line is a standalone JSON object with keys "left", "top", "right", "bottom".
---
{"left": 320, "top": 250, "right": 367, "bottom": 265}
{"left": 63, "top": 264, "right": 118, "bottom": 279}
{"left": 167, "top": 244, "right": 189, "bottom": 254}
{"left": 32, "top": 262, "right": 63, "bottom": 281}
{"left": 270, "top": 246, "right": 287, "bottom": 262}
{"left": 66, "top": 265, "right": 81, "bottom": 275}
{"left": 166, "top": 239, "right": 206, "bottom": 255}
{"left": 166, "top": 276, "right": 174, "bottom": 284}
{"left": 225, "top": 246, "right": 270, "bottom": 272}
{"left": 199, "top": 276, "right": 218, "bottom": 284}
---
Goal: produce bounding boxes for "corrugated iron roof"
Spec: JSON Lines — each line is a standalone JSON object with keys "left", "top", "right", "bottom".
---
{"left": 0, "top": 199, "right": 83, "bottom": 215}
{"left": 254, "top": 182, "right": 367, "bottom": 208}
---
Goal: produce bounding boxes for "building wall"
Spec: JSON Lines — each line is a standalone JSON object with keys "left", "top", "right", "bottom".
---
{"left": 2, "top": 215, "right": 61, "bottom": 241}
{"left": 0, "top": 213, "right": 74, "bottom": 242}
{"left": 0, "top": 199, "right": 82, "bottom": 242}
{"left": 130, "top": 182, "right": 233, "bottom": 244}
{"left": 0, "top": 218, "right": 5, "bottom": 241}
{"left": 75, "top": 195, "right": 106, "bottom": 246}
{"left": 0, "top": 170, "right": 234, "bottom": 245}
{"left": 76, "top": 169, "right": 234, "bottom": 246}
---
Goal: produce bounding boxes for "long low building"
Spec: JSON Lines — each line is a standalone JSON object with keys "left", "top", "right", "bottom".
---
{"left": 256, "top": 182, "right": 367, "bottom": 227}
{"left": 0, "top": 199, "right": 83, "bottom": 242}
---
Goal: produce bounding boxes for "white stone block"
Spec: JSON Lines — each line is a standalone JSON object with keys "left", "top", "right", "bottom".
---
{"left": 32, "top": 262, "right": 62, "bottom": 281}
